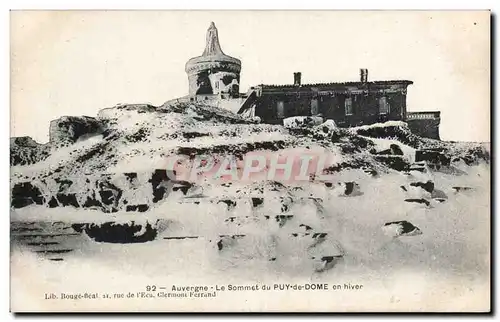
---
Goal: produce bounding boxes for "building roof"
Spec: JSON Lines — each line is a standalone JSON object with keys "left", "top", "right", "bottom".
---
{"left": 256, "top": 80, "right": 413, "bottom": 89}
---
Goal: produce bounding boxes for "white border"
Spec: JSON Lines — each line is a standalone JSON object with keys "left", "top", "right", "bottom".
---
{"left": 2, "top": 1, "right": 497, "bottom": 320}
{"left": 3, "top": 0, "right": 499, "bottom": 10}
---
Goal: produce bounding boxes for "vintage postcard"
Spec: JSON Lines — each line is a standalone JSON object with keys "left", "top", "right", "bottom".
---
{"left": 10, "top": 10, "right": 490, "bottom": 312}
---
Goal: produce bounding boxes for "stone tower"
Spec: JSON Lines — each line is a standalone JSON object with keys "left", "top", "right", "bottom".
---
{"left": 185, "top": 22, "right": 241, "bottom": 97}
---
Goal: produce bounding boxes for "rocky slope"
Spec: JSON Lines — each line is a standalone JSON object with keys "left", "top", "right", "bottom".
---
{"left": 10, "top": 101, "right": 490, "bottom": 274}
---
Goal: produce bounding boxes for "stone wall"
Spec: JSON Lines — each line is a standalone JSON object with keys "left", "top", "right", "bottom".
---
{"left": 406, "top": 112, "right": 441, "bottom": 140}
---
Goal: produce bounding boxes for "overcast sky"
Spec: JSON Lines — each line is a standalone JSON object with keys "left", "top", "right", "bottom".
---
{"left": 11, "top": 11, "right": 490, "bottom": 142}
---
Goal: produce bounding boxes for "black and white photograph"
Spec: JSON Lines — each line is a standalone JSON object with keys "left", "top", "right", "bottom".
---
{"left": 9, "top": 10, "right": 491, "bottom": 312}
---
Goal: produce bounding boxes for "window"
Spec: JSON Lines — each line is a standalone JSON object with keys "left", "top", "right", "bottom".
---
{"left": 379, "top": 96, "right": 389, "bottom": 115}
{"left": 277, "top": 101, "right": 285, "bottom": 119}
{"left": 311, "top": 99, "right": 319, "bottom": 115}
{"left": 345, "top": 97, "right": 353, "bottom": 115}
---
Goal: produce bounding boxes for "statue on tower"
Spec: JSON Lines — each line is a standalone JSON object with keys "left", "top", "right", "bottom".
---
{"left": 203, "top": 22, "right": 224, "bottom": 56}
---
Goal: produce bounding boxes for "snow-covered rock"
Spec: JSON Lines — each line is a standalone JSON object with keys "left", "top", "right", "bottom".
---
{"left": 49, "top": 116, "right": 103, "bottom": 145}
{"left": 284, "top": 116, "right": 324, "bottom": 129}
{"left": 9, "top": 101, "right": 491, "bottom": 280}
{"left": 317, "top": 119, "right": 337, "bottom": 131}
{"left": 382, "top": 220, "right": 422, "bottom": 238}
{"left": 10, "top": 136, "right": 50, "bottom": 166}
{"left": 73, "top": 220, "right": 165, "bottom": 243}
{"left": 326, "top": 181, "right": 363, "bottom": 197}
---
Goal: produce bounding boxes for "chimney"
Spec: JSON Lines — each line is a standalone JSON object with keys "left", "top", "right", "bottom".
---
{"left": 360, "top": 69, "right": 368, "bottom": 83}
{"left": 294, "top": 72, "right": 302, "bottom": 86}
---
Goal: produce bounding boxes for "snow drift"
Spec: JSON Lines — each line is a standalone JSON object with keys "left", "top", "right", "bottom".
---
{"left": 10, "top": 101, "right": 490, "bottom": 311}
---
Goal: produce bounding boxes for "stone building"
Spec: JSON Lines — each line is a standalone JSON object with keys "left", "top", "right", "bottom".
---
{"left": 173, "top": 22, "right": 441, "bottom": 140}
{"left": 243, "top": 71, "right": 412, "bottom": 127}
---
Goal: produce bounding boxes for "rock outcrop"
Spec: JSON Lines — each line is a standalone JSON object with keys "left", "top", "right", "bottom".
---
{"left": 372, "top": 143, "right": 404, "bottom": 156}
{"left": 11, "top": 182, "right": 45, "bottom": 208}
{"left": 49, "top": 116, "right": 103, "bottom": 145}
{"left": 76, "top": 220, "right": 162, "bottom": 243}
{"left": 383, "top": 221, "right": 422, "bottom": 237}
{"left": 353, "top": 122, "right": 423, "bottom": 148}
{"left": 10, "top": 170, "right": 195, "bottom": 213}
{"left": 284, "top": 116, "right": 324, "bottom": 129}
{"left": 10, "top": 136, "right": 50, "bottom": 166}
